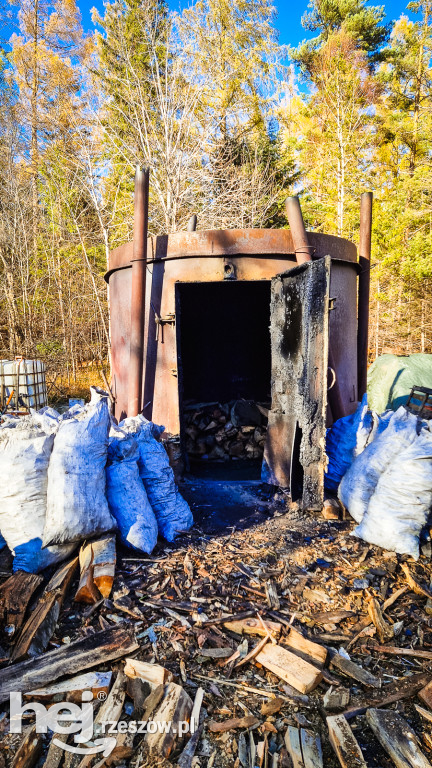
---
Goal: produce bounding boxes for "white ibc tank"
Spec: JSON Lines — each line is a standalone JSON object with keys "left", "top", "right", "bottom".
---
{"left": 0, "top": 358, "right": 47, "bottom": 412}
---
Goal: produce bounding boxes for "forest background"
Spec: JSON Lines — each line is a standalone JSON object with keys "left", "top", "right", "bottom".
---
{"left": 0, "top": 0, "right": 431, "bottom": 394}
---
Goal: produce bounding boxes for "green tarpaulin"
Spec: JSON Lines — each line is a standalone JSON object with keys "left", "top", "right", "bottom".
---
{"left": 367, "top": 353, "right": 432, "bottom": 414}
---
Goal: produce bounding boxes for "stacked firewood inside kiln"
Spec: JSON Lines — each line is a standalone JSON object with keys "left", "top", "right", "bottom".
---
{"left": 183, "top": 400, "right": 269, "bottom": 462}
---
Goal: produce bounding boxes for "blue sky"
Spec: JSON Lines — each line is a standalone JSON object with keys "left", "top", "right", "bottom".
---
{"left": 80, "top": 0, "right": 414, "bottom": 44}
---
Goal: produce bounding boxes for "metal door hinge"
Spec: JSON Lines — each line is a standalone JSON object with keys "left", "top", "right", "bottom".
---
{"left": 154, "top": 312, "right": 175, "bottom": 341}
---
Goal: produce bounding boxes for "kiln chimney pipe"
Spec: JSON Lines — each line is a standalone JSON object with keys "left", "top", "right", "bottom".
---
{"left": 187, "top": 215, "right": 197, "bottom": 232}
{"left": 285, "top": 196, "right": 316, "bottom": 264}
{"left": 128, "top": 166, "right": 149, "bottom": 417}
{"left": 285, "top": 196, "right": 345, "bottom": 421}
{"left": 358, "top": 192, "right": 373, "bottom": 399}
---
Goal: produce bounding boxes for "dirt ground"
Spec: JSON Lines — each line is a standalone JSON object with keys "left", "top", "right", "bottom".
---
{"left": 1, "top": 481, "right": 432, "bottom": 767}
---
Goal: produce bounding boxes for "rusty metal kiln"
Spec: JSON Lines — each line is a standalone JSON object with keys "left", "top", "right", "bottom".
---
{"left": 105, "top": 169, "right": 372, "bottom": 510}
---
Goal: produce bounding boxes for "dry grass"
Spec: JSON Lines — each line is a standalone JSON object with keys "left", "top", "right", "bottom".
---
{"left": 48, "top": 365, "right": 108, "bottom": 405}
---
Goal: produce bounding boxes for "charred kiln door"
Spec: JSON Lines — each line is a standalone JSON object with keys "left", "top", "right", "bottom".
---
{"left": 264, "top": 257, "right": 330, "bottom": 509}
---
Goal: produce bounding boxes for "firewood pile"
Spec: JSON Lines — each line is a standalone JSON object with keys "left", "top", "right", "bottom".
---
{"left": 183, "top": 400, "right": 268, "bottom": 462}
{"left": 1, "top": 505, "right": 432, "bottom": 767}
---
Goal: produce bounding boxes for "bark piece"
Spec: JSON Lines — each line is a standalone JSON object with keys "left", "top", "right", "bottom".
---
{"left": 142, "top": 684, "right": 165, "bottom": 720}
{"left": 323, "top": 687, "right": 350, "bottom": 711}
{"left": 367, "top": 597, "right": 393, "bottom": 643}
{"left": 75, "top": 536, "right": 116, "bottom": 604}
{"left": 0, "top": 626, "right": 138, "bottom": 704}
{"left": 145, "top": 683, "right": 193, "bottom": 757}
{"left": 197, "top": 647, "right": 233, "bottom": 658}
{"left": 209, "top": 715, "right": 259, "bottom": 733}
{"left": 0, "top": 571, "right": 43, "bottom": 643}
{"left": 414, "top": 704, "right": 432, "bottom": 724}
{"left": 12, "top": 726, "right": 43, "bottom": 768}
{"left": 124, "top": 658, "right": 174, "bottom": 687}
{"left": 330, "top": 652, "right": 381, "bottom": 688}
{"left": 401, "top": 564, "right": 432, "bottom": 599}
{"left": 265, "top": 580, "right": 280, "bottom": 609}
{"left": 419, "top": 679, "right": 432, "bottom": 710}
{"left": 342, "top": 672, "right": 430, "bottom": 719}
{"left": 371, "top": 644, "right": 432, "bottom": 661}
{"left": 223, "top": 616, "right": 281, "bottom": 638}
{"left": 284, "top": 628, "right": 327, "bottom": 668}
{"left": 256, "top": 643, "right": 323, "bottom": 694}
{"left": 176, "top": 721, "right": 205, "bottom": 768}
{"left": 26, "top": 671, "right": 112, "bottom": 703}
{"left": 366, "top": 707, "right": 432, "bottom": 768}
{"left": 12, "top": 558, "right": 78, "bottom": 662}
{"left": 312, "top": 610, "right": 355, "bottom": 625}
{"left": 327, "top": 715, "right": 367, "bottom": 768}
{"left": 261, "top": 697, "right": 284, "bottom": 716}
{"left": 235, "top": 636, "right": 269, "bottom": 669}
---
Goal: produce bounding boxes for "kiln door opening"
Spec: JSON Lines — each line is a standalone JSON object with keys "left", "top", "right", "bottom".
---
{"left": 176, "top": 280, "right": 271, "bottom": 478}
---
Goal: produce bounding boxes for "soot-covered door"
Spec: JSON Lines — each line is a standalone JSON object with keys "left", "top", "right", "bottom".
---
{"left": 263, "top": 257, "right": 330, "bottom": 510}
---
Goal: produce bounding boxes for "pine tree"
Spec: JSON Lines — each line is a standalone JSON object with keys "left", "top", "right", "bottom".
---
{"left": 10, "top": 0, "right": 85, "bottom": 246}
{"left": 177, "top": 0, "right": 294, "bottom": 228}
{"left": 370, "top": 1, "right": 432, "bottom": 355}
{"left": 295, "top": 0, "right": 390, "bottom": 71}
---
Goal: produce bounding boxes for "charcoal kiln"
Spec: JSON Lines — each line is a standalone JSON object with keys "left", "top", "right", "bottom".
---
{"left": 105, "top": 168, "right": 372, "bottom": 509}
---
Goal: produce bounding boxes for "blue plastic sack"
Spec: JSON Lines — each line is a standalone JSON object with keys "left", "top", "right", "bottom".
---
{"left": 325, "top": 396, "right": 370, "bottom": 493}
{"left": 339, "top": 407, "right": 420, "bottom": 523}
{"left": 0, "top": 415, "right": 75, "bottom": 573}
{"left": 353, "top": 426, "right": 432, "bottom": 559}
{"left": 120, "top": 416, "right": 193, "bottom": 542}
{"left": 106, "top": 433, "right": 158, "bottom": 553}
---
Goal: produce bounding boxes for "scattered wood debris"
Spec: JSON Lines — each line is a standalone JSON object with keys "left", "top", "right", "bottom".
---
{"left": 327, "top": 714, "right": 367, "bottom": 767}
{"left": 75, "top": 536, "right": 116, "bottom": 604}
{"left": 1, "top": 506, "right": 432, "bottom": 767}
{"left": 366, "top": 707, "right": 432, "bottom": 768}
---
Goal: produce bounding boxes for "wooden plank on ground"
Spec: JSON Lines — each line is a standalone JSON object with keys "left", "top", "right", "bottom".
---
{"left": 11, "top": 725, "right": 43, "bottom": 768}
{"left": 12, "top": 558, "right": 78, "bottom": 662}
{"left": 145, "top": 683, "right": 193, "bottom": 757}
{"left": 42, "top": 733, "right": 66, "bottom": 768}
{"left": 0, "top": 626, "right": 138, "bottom": 704}
{"left": 0, "top": 571, "right": 43, "bottom": 642}
{"left": 330, "top": 653, "right": 381, "bottom": 688}
{"left": 284, "top": 628, "right": 327, "bottom": 668}
{"left": 124, "top": 658, "right": 173, "bottom": 688}
{"left": 327, "top": 715, "right": 367, "bottom": 768}
{"left": 300, "top": 729, "right": 323, "bottom": 768}
{"left": 223, "top": 617, "right": 281, "bottom": 638}
{"left": 284, "top": 726, "right": 304, "bottom": 768}
{"left": 366, "top": 707, "right": 432, "bottom": 768}
{"left": 343, "top": 672, "right": 430, "bottom": 720}
{"left": 256, "top": 643, "right": 322, "bottom": 694}
{"left": 26, "top": 671, "right": 112, "bottom": 703}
